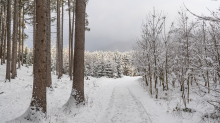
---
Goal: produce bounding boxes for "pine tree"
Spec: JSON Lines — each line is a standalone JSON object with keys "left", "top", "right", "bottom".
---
{"left": 0, "top": 1, "right": 2, "bottom": 60}
{"left": 6, "top": 0, "right": 11, "bottom": 81}
{"left": 97, "top": 60, "right": 106, "bottom": 77}
{"left": 2, "top": 7, "right": 6, "bottom": 65}
{"left": 18, "top": 0, "right": 21, "bottom": 69}
{"left": 64, "top": 0, "right": 86, "bottom": 110}
{"left": 68, "top": 0, "right": 72, "bottom": 80}
{"left": 21, "top": 0, "right": 47, "bottom": 120}
{"left": 21, "top": 4, "right": 24, "bottom": 66}
{"left": 57, "top": 0, "right": 61, "bottom": 78}
{"left": 0, "top": 2, "right": 5, "bottom": 65}
{"left": 114, "top": 53, "right": 122, "bottom": 78}
{"left": 122, "top": 54, "right": 130, "bottom": 76}
{"left": 105, "top": 60, "right": 113, "bottom": 78}
{"left": 11, "top": 0, "right": 19, "bottom": 79}
{"left": 46, "top": 0, "right": 52, "bottom": 87}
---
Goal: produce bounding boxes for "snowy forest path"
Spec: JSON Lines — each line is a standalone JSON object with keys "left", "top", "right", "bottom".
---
{"left": 99, "top": 77, "right": 151, "bottom": 123}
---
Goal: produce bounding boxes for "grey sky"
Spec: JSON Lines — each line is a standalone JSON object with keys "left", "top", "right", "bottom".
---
{"left": 24, "top": 0, "right": 219, "bottom": 52}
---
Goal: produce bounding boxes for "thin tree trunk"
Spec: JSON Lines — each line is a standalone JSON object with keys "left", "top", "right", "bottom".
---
{"left": 6, "top": 0, "right": 11, "bottom": 81}
{"left": 57, "top": 0, "right": 61, "bottom": 78}
{"left": 152, "top": 9, "right": 157, "bottom": 89}
{"left": 33, "top": 0, "right": 36, "bottom": 74}
{"left": 18, "top": 0, "right": 21, "bottom": 69}
{"left": 3, "top": 23, "right": 6, "bottom": 64}
{"left": 0, "top": 5, "right": 4, "bottom": 65}
{"left": 181, "top": 67, "right": 184, "bottom": 95}
{"left": 61, "top": 0, "right": 64, "bottom": 77}
{"left": 148, "top": 54, "right": 152, "bottom": 95}
{"left": 186, "top": 18, "right": 190, "bottom": 103}
{"left": 203, "top": 21, "right": 210, "bottom": 93}
{"left": 11, "top": 0, "right": 18, "bottom": 78}
{"left": 21, "top": 6, "right": 24, "bottom": 66}
{"left": 71, "top": 0, "right": 75, "bottom": 77}
{"left": 164, "top": 18, "right": 168, "bottom": 90}
{"left": 56, "top": 0, "right": 59, "bottom": 76}
{"left": 0, "top": 3, "right": 2, "bottom": 59}
{"left": 46, "top": 0, "right": 52, "bottom": 87}
{"left": 68, "top": 0, "right": 72, "bottom": 80}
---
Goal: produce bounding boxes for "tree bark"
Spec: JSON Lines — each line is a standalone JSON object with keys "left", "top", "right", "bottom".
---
{"left": 57, "top": 0, "right": 61, "bottom": 78}
{"left": 61, "top": 0, "right": 64, "bottom": 77}
{"left": 0, "top": 2, "right": 2, "bottom": 59}
{"left": 46, "top": 0, "right": 52, "bottom": 87}
{"left": 0, "top": 5, "right": 4, "bottom": 65}
{"left": 6, "top": 0, "right": 11, "bottom": 81}
{"left": 11, "top": 0, "right": 18, "bottom": 78}
{"left": 68, "top": 0, "right": 72, "bottom": 80}
{"left": 27, "top": 0, "right": 47, "bottom": 118}
{"left": 71, "top": 0, "right": 75, "bottom": 77}
{"left": 33, "top": 0, "right": 36, "bottom": 74}
{"left": 72, "top": 0, "right": 86, "bottom": 104}
{"left": 21, "top": 5, "right": 24, "bottom": 66}
{"left": 64, "top": 0, "right": 85, "bottom": 111}
{"left": 3, "top": 22, "right": 6, "bottom": 64}
{"left": 18, "top": 0, "right": 21, "bottom": 69}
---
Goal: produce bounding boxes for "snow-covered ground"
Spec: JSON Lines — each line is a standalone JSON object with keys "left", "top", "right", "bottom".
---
{"left": 0, "top": 64, "right": 217, "bottom": 123}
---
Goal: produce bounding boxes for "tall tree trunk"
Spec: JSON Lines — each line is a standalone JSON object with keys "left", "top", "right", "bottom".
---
{"left": 64, "top": 0, "right": 85, "bottom": 110}
{"left": 56, "top": 0, "right": 59, "bottom": 76}
{"left": 68, "top": 0, "right": 72, "bottom": 80}
{"left": 148, "top": 54, "right": 152, "bottom": 95}
{"left": 164, "top": 18, "right": 168, "bottom": 90}
{"left": 0, "top": 2, "right": 2, "bottom": 59}
{"left": 202, "top": 21, "right": 210, "bottom": 93}
{"left": 17, "top": 0, "right": 48, "bottom": 120}
{"left": 21, "top": 6, "right": 24, "bottom": 66}
{"left": 71, "top": 0, "right": 75, "bottom": 77}
{"left": 11, "top": 0, "right": 18, "bottom": 78}
{"left": 0, "top": 4, "right": 4, "bottom": 65}
{"left": 57, "top": 0, "right": 61, "bottom": 78}
{"left": 152, "top": 9, "right": 157, "bottom": 89}
{"left": 61, "top": 0, "right": 64, "bottom": 77}
{"left": 33, "top": 0, "right": 36, "bottom": 74}
{"left": 72, "top": 0, "right": 86, "bottom": 104}
{"left": 186, "top": 18, "right": 190, "bottom": 103}
{"left": 28, "top": 0, "right": 47, "bottom": 118}
{"left": 46, "top": 0, "right": 52, "bottom": 87}
{"left": 3, "top": 22, "right": 6, "bottom": 64}
{"left": 6, "top": 0, "right": 11, "bottom": 81}
{"left": 18, "top": 0, "right": 21, "bottom": 69}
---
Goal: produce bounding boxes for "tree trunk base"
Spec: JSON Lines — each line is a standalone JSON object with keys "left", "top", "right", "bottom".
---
{"left": 63, "top": 95, "right": 85, "bottom": 115}
{"left": 6, "top": 106, "right": 46, "bottom": 123}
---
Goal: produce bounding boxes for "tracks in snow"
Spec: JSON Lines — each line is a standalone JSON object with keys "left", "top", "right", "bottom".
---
{"left": 99, "top": 82, "right": 151, "bottom": 123}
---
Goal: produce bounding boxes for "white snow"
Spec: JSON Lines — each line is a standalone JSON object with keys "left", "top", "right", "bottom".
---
{"left": 0, "top": 63, "right": 217, "bottom": 123}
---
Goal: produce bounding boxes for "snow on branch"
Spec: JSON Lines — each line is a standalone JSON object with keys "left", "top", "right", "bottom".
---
{"left": 184, "top": 3, "right": 220, "bottom": 22}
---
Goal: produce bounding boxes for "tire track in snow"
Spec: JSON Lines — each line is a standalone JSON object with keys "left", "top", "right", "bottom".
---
{"left": 127, "top": 87, "right": 152, "bottom": 123}
{"left": 100, "top": 87, "right": 116, "bottom": 122}
{"left": 99, "top": 84, "right": 150, "bottom": 123}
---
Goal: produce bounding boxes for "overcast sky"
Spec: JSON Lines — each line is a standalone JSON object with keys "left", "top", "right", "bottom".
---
{"left": 24, "top": 0, "right": 219, "bottom": 52}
